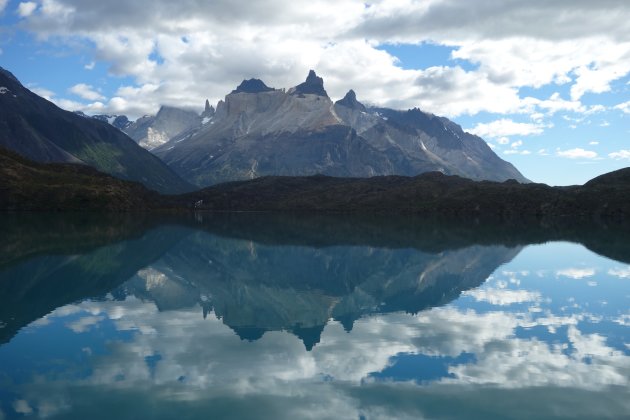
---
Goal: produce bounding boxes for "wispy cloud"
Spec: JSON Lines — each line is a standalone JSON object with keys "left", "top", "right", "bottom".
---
{"left": 556, "top": 268, "right": 596, "bottom": 279}
{"left": 614, "top": 101, "right": 630, "bottom": 114}
{"left": 468, "top": 119, "right": 546, "bottom": 139}
{"left": 608, "top": 267, "right": 630, "bottom": 279}
{"left": 464, "top": 288, "right": 541, "bottom": 306}
{"left": 609, "top": 150, "right": 630, "bottom": 160}
{"left": 68, "top": 83, "right": 105, "bottom": 101}
{"left": 16, "top": 1, "right": 37, "bottom": 17}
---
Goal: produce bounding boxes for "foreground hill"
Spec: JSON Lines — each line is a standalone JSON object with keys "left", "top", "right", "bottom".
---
{"left": 178, "top": 171, "right": 630, "bottom": 219}
{"left": 0, "top": 67, "right": 192, "bottom": 194}
{"left": 153, "top": 71, "right": 527, "bottom": 186}
{"left": 0, "top": 147, "right": 158, "bottom": 211}
{"left": 1, "top": 146, "right": 628, "bottom": 219}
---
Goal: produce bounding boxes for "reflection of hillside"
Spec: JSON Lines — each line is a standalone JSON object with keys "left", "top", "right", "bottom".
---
{"left": 0, "top": 213, "right": 185, "bottom": 268}
{"left": 119, "top": 231, "right": 520, "bottom": 349}
{"left": 0, "top": 224, "right": 191, "bottom": 344}
{"left": 2, "top": 212, "right": 630, "bottom": 350}
{"left": 190, "top": 213, "right": 630, "bottom": 263}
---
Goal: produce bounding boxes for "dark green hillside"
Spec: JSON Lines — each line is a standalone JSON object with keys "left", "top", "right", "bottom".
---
{"left": 0, "top": 66, "right": 192, "bottom": 194}
{"left": 0, "top": 147, "right": 158, "bottom": 211}
{"left": 180, "top": 171, "right": 630, "bottom": 219}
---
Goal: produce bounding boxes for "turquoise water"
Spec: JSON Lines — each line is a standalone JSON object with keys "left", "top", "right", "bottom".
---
{"left": 0, "top": 214, "right": 629, "bottom": 419}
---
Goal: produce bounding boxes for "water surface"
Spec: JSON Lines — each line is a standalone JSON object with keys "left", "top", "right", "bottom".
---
{"left": 0, "top": 214, "right": 629, "bottom": 419}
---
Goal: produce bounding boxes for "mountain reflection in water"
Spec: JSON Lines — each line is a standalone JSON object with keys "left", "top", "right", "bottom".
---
{"left": 0, "top": 213, "right": 629, "bottom": 419}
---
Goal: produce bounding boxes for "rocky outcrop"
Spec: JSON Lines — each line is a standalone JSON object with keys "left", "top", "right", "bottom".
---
{"left": 231, "top": 78, "right": 275, "bottom": 94}
{"left": 201, "top": 99, "right": 215, "bottom": 119}
{"left": 336, "top": 89, "right": 367, "bottom": 112}
{"left": 291, "top": 70, "right": 328, "bottom": 97}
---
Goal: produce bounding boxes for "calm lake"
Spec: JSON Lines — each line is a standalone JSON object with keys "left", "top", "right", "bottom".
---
{"left": 1, "top": 213, "right": 629, "bottom": 419}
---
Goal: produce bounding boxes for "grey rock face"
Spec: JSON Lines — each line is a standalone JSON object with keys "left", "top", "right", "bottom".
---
{"left": 153, "top": 70, "right": 528, "bottom": 187}
{"left": 124, "top": 106, "right": 202, "bottom": 150}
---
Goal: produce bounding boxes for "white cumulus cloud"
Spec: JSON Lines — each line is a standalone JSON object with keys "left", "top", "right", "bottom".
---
{"left": 556, "top": 148, "right": 598, "bottom": 159}
{"left": 15, "top": 0, "right": 630, "bottom": 118}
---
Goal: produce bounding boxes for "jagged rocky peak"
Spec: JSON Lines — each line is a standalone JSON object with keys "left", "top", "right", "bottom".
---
{"left": 292, "top": 70, "right": 328, "bottom": 97}
{"left": 231, "top": 78, "right": 275, "bottom": 94}
{"left": 335, "top": 89, "right": 366, "bottom": 112}
{"left": 201, "top": 99, "right": 215, "bottom": 118}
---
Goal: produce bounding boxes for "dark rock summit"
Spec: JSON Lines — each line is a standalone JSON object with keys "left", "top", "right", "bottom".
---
{"left": 335, "top": 89, "right": 367, "bottom": 112}
{"left": 231, "top": 78, "right": 275, "bottom": 94}
{"left": 292, "top": 70, "right": 328, "bottom": 97}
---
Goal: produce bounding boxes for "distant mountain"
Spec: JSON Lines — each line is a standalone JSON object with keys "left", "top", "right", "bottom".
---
{"left": 154, "top": 70, "right": 528, "bottom": 187}
{"left": 0, "top": 67, "right": 192, "bottom": 194}
{"left": 123, "top": 105, "right": 202, "bottom": 150}
{"left": 91, "top": 114, "right": 132, "bottom": 130}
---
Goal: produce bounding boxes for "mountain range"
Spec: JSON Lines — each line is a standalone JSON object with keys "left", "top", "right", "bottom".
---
{"left": 0, "top": 67, "right": 191, "bottom": 194}
{"left": 83, "top": 70, "right": 528, "bottom": 187}
{"left": 151, "top": 70, "right": 528, "bottom": 186}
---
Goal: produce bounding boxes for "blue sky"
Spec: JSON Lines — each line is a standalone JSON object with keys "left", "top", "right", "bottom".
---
{"left": 0, "top": 0, "right": 629, "bottom": 185}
